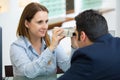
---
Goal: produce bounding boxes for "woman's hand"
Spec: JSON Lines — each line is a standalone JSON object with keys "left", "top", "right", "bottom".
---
{"left": 49, "top": 27, "right": 65, "bottom": 51}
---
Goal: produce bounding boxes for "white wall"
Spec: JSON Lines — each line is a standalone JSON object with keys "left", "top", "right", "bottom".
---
{"left": 116, "top": 0, "right": 120, "bottom": 37}
{"left": 0, "top": 0, "right": 117, "bottom": 77}
{"left": 102, "top": 0, "right": 117, "bottom": 35}
{"left": 0, "top": 0, "right": 21, "bottom": 77}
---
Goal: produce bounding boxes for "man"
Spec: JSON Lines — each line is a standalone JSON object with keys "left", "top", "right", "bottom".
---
{"left": 57, "top": 9, "right": 120, "bottom": 80}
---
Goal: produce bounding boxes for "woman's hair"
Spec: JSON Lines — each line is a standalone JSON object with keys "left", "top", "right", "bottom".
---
{"left": 16, "top": 2, "right": 50, "bottom": 46}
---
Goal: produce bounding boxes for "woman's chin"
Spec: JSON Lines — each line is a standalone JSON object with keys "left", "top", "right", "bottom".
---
{"left": 40, "top": 34, "right": 45, "bottom": 37}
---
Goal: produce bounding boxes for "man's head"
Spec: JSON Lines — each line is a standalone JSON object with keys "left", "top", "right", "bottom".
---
{"left": 75, "top": 9, "right": 108, "bottom": 42}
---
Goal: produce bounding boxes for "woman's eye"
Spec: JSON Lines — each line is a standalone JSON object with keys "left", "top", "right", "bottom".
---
{"left": 46, "top": 20, "right": 48, "bottom": 23}
{"left": 37, "top": 20, "right": 48, "bottom": 24}
{"left": 37, "top": 20, "right": 43, "bottom": 24}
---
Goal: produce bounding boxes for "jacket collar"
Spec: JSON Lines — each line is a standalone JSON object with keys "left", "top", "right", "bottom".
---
{"left": 95, "top": 33, "right": 113, "bottom": 42}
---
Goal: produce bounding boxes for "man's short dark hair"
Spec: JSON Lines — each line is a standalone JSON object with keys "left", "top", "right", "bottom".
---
{"left": 75, "top": 9, "right": 108, "bottom": 42}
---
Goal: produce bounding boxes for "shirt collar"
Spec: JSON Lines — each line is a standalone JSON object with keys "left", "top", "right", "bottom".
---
{"left": 24, "top": 36, "right": 47, "bottom": 50}
{"left": 23, "top": 36, "right": 31, "bottom": 48}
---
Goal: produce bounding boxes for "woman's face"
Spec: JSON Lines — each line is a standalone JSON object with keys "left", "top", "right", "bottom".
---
{"left": 26, "top": 11, "right": 48, "bottom": 38}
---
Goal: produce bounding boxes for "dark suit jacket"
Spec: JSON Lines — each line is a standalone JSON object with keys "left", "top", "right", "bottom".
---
{"left": 58, "top": 34, "right": 120, "bottom": 80}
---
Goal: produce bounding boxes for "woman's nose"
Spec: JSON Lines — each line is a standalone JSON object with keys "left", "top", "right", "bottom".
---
{"left": 43, "top": 23, "right": 48, "bottom": 29}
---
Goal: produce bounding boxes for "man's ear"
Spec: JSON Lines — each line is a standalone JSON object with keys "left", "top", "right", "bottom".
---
{"left": 25, "top": 20, "right": 29, "bottom": 28}
{"left": 80, "top": 31, "right": 86, "bottom": 41}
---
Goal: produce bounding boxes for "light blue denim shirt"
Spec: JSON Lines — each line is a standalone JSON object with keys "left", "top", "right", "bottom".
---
{"left": 10, "top": 36, "right": 70, "bottom": 79}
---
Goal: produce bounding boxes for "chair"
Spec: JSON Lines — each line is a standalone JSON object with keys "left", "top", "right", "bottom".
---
{"left": 4, "top": 65, "right": 63, "bottom": 77}
{"left": 57, "top": 66, "right": 64, "bottom": 74}
{"left": 5, "top": 65, "right": 13, "bottom": 77}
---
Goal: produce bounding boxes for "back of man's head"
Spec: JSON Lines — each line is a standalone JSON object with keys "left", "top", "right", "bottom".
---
{"left": 75, "top": 9, "right": 108, "bottom": 42}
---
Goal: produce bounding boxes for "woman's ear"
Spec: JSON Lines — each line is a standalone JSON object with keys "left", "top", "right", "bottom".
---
{"left": 80, "top": 31, "right": 86, "bottom": 41}
{"left": 25, "top": 20, "right": 29, "bottom": 28}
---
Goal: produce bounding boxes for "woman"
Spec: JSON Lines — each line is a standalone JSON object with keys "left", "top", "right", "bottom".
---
{"left": 10, "top": 2, "right": 70, "bottom": 79}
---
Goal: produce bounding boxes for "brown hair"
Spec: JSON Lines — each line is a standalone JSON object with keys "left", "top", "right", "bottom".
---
{"left": 16, "top": 2, "right": 50, "bottom": 46}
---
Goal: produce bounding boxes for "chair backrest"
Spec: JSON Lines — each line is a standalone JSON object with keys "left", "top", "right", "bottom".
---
{"left": 5, "top": 65, "right": 13, "bottom": 77}
{"left": 4, "top": 65, "right": 63, "bottom": 77}
{"left": 57, "top": 66, "right": 64, "bottom": 74}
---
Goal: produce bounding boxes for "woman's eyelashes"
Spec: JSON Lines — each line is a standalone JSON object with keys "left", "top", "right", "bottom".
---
{"left": 37, "top": 20, "right": 48, "bottom": 24}
{"left": 46, "top": 20, "right": 48, "bottom": 24}
{"left": 37, "top": 20, "right": 43, "bottom": 24}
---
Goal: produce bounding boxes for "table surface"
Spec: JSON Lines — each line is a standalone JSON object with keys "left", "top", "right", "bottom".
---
{"left": 3, "top": 74, "right": 63, "bottom": 80}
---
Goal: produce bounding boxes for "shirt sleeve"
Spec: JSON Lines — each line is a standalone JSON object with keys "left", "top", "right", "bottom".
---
{"left": 71, "top": 47, "right": 77, "bottom": 58}
{"left": 10, "top": 44, "right": 53, "bottom": 78}
{"left": 55, "top": 44, "right": 71, "bottom": 72}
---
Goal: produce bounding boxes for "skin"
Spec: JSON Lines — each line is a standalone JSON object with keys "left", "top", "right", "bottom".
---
{"left": 71, "top": 30, "right": 93, "bottom": 49}
{"left": 25, "top": 11, "right": 48, "bottom": 39}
